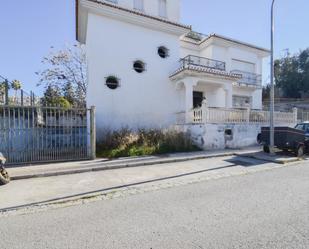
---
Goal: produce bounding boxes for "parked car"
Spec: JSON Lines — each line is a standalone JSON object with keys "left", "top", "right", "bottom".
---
{"left": 0, "top": 153, "right": 10, "bottom": 185}
{"left": 294, "top": 121, "right": 309, "bottom": 138}
{"left": 258, "top": 123, "right": 309, "bottom": 157}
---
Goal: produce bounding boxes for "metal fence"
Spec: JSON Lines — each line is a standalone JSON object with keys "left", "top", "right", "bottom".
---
{"left": 0, "top": 105, "right": 95, "bottom": 165}
{"left": 0, "top": 75, "right": 40, "bottom": 106}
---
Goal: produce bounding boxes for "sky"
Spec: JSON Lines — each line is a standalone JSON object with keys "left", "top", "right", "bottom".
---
{"left": 0, "top": 0, "right": 308, "bottom": 94}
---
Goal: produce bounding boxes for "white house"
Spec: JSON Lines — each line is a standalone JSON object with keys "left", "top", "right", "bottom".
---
{"left": 76, "top": 0, "right": 270, "bottom": 135}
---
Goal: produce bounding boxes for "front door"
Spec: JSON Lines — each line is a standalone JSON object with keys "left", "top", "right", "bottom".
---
{"left": 193, "top": 91, "right": 204, "bottom": 108}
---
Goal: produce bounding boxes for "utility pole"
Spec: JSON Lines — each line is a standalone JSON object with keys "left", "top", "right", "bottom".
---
{"left": 270, "top": 0, "right": 276, "bottom": 154}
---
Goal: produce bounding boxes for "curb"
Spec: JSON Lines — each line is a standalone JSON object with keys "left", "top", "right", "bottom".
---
{"left": 10, "top": 152, "right": 237, "bottom": 181}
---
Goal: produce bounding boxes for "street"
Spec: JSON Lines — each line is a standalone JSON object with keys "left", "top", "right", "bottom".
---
{"left": 1, "top": 160, "right": 309, "bottom": 249}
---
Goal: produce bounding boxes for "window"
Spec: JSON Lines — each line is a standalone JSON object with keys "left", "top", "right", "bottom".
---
{"left": 105, "top": 76, "right": 119, "bottom": 89}
{"left": 158, "top": 0, "right": 167, "bottom": 18}
{"left": 133, "top": 60, "right": 146, "bottom": 73}
{"left": 134, "top": 0, "right": 144, "bottom": 11}
{"left": 233, "top": 95, "right": 252, "bottom": 108}
{"left": 232, "top": 59, "right": 255, "bottom": 73}
{"left": 158, "top": 46, "right": 169, "bottom": 58}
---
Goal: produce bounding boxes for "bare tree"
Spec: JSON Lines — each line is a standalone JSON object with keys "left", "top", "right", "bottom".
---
{"left": 37, "top": 43, "right": 87, "bottom": 106}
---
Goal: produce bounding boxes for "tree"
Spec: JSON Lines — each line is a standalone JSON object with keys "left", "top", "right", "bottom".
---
{"left": 275, "top": 48, "right": 309, "bottom": 98}
{"left": 262, "top": 84, "right": 271, "bottom": 100}
{"left": 11, "top": 80, "right": 22, "bottom": 100}
{"left": 62, "top": 82, "right": 76, "bottom": 105}
{"left": 41, "top": 85, "right": 71, "bottom": 108}
{"left": 37, "top": 43, "right": 87, "bottom": 107}
{"left": 0, "top": 81, "right": 7, "bottom": 104}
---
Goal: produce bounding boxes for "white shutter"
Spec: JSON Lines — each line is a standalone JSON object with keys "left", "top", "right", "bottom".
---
{"left": 134, "top": 0, "right": 144, "bottom": 11}
{"left": 159, "top": 0, "right": 167, "bottom": 17}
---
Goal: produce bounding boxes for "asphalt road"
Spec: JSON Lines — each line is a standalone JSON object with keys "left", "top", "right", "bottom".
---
{"left": 1, "top": 162, "right": 309, "bottom": 249}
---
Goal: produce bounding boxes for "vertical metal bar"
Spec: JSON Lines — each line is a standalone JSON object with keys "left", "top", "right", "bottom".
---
{"left": 90, "top": 106, "right": 96, "bottom": 160}
{"left": 21, "top": 90, "right": 24, "bottom": 106}
{"left": 12, "top": 107, "right": 16, "bottom": 163}
{"left": 8, "top": 106, "right": 11, "bottom": 162}
{"left": 31, "top": 107, "right": 35, "bottom": 162}
{"left": 5, "top": 80, "right": 9, "bottom": 105}
{"left": 269, "top": 0, "right": 276, "bottom": 154}
{"left": 17, "top": 107, "right": 20, "bottom": 163}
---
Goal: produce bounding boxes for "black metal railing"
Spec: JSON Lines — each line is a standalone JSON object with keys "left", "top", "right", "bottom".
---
{"left": 180, "top": 55, "right": 226, "bottom": 71}
{"left": 230, "top": 70, "right": 262, "bottom": 85}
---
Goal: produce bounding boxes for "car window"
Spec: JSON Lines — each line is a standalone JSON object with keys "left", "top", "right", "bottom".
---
{"left": 295, "top": 124, "right": 304, "bottom": 130}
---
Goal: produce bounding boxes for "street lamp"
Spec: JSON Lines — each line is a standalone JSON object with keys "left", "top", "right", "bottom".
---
{"left": 270, "top": 0, "right": 276, "bottom": 154}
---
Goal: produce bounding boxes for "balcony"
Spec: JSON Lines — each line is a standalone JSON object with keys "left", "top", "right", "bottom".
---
{"left": 180, "top": 55, "right": 226, "bottom": 71}
{"left": 170, "top": 55, "right": 241, "bottom": 81}
{"left": 231, "top": 70, "right": 262, "bottom": 86}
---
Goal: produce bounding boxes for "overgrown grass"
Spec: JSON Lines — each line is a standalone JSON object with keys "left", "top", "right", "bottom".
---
{"left": 96, "top": 128, "right": 200, "bottom": 158}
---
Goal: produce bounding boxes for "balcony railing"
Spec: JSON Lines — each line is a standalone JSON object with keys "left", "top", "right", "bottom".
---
{"left": 231, "top": 70, "right": 262, "bottom": 86}
{"left": 180, "top": 55, "right": 226, "bottom": 72}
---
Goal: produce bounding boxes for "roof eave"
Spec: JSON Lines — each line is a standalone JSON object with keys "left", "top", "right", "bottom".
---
{"left": 76, "top": 0, "right": 191, "bottom": 42}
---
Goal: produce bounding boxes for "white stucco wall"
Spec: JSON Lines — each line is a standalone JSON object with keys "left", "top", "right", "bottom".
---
{"left": 187, "top": 124, "right": 262, "bottom": 150}
{"left": 105, "top": 0, "right": 180, "bottom": 22}
{"left": 86, "top": 13, "right": 183, "bottom": 134}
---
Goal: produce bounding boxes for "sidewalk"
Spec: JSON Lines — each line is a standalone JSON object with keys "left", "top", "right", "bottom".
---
{"left": 1, "top": 152, "right": 295, "bottom": 213}
{"left": 7, "top": 147, "right": 262, "bottom": 180}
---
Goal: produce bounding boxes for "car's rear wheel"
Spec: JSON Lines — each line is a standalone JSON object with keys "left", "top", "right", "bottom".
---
{"left": 296, "top": 145, "right": 304, "bottom": 158}
{"left": 0, "top": 167, "right": 10, "bottom": 185}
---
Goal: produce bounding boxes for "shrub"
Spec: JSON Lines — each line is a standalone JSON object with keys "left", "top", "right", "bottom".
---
{"left": 96, "top": 127, "right": 200, "bottom": 158}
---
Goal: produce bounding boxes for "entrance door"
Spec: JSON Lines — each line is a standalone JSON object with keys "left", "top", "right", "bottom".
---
{"left": 193, "top": 91, "right": 204, "bottom": 108}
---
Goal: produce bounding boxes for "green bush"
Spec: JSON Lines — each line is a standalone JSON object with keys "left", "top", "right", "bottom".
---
{"left": 96, "top": 128, "right": 200, "bottom": 158}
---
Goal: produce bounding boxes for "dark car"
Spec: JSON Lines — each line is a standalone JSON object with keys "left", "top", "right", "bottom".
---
{"left": 258, "top": 123, "right": 309, "bottom": 157}
{"left": 294, "top": 122, "right": 309, "bottom": 138}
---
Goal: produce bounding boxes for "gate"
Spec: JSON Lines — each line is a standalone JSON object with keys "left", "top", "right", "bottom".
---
{"left": 0, "top": 105, "right": 96, "bottom": 165}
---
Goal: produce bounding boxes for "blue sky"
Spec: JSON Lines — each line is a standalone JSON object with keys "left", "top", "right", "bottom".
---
{"left": 0, "top": 0, "right": 308, "bottom": 94}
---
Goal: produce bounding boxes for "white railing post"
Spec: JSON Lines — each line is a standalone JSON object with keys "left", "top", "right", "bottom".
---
{"left": 293, "top": 107, "right": 298, "bottom": 124}
{"left": 245, "top": 105, "right": 250, "bottom": 124}
{"left": 202, "top": 98, "right": 208, "bottom": 123}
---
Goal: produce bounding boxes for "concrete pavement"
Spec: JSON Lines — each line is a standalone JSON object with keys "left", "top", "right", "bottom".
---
{"left": 0, "top": 153, "right": 301, "bottom": 213}
{"left": 6, "top": 146, "right": 301, "bottom": 181}
{"left": 1, "top": 160, "right": 309, "bottom": 249}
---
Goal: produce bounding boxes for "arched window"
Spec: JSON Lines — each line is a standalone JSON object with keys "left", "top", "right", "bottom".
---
{"left": 134, "top": 0, "right": 144, "bottom": 11}
{"left": 158, "top": 0, "right": 167, "bottom": 18}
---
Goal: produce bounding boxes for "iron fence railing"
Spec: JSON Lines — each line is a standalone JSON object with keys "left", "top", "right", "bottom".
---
{"left": 0, "top": 75, "right": 39, "bottom": 106}
{"left": 230, "top": 70, "right": 262, "bottom": 86}
{"left": 179, "top": 55, "right": 226, "bottom": 71}
{"left": 0, "top": 105, "right": 96, "bottom": 165}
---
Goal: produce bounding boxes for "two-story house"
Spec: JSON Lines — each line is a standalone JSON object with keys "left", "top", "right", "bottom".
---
{"left": 76, "top": 0, "right": 270, "bottom": 133}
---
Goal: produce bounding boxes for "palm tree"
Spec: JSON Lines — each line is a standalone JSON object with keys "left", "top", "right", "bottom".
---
{"left": 0, "top": 82, "right": 7, "bottom": 104}
{"left": 11, "top": 80, "right": 22, "bottom": 104}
